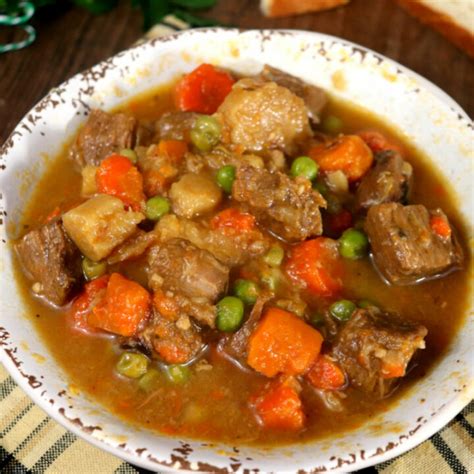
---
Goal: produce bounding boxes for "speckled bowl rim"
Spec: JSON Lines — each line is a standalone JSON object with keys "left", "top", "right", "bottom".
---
{"left": 0, "top": 28, "right": 473, "bottom": 473}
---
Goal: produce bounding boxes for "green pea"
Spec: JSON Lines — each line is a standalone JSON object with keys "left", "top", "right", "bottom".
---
{"left": 290, "top": 156, "right": 319, "bottom": 181}
{"left": 145, "top": 196, "right": 170, "bottom": 221}
{"left": 138, "top": 368, "right": 160, "bottom": 392}
{"left": 321, "top": 115, "right": 344, "bottom": 134}
{"left": 309, "top": 313, "right": 325, "bottom": 328}
{"left": 82, "top": 257, "right": 107, "bottom": 281}
{"left": 233, "top": 279, "right": 259, "bottom": 305}
{"left": 358, "top": 299, "right": 378, "bottom": 310}
{"left": 329, "top": 300, "right": 357, "bottom": 322}
{"left": 120, "top": 148, "right": 138, "bottom": 164}
{"left": 216, "top": 165, "right": 236, "bottom": 193}
{"left": 263, "top": 245, "right": 285, "bottom": 267}
{"left": 339, "top": 228, "right": 369, "bottom": 260}
{"left": 190, "top": 115, "right": 221, "bottom": 151}
{"left": 116, "top": 352, "right": 149, "bottom": 379}
{"left": 165, "top": 364, "right": 190, "bottom": 384}
{"left": 216, "top": 296, "right": 244, "bottom": 332}
{"left": 313, "top": 180, "right": 328, "bottom": 197}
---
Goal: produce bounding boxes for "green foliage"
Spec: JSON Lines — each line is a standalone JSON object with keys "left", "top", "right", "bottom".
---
{"left": 1, "top": 0, "right": 220, "bottom": 30}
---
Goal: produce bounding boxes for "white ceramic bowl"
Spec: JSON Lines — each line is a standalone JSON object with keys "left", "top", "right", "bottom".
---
{"left": 0, "top": 29, "right": 472, "bottom": 473}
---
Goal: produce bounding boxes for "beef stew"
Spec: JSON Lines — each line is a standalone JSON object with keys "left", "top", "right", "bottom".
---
{"left": 13, "top": 64, "right": 470, "bottom": 446}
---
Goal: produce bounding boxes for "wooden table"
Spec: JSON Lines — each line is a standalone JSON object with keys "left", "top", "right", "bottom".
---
{"left": 0, "top": 0, "right": 472, "bottom": 145}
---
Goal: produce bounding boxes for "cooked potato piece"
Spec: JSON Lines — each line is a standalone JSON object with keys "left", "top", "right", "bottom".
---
{"left": 81, "top": 165, "right": 98, "bottom": 197}
{"left": 62, "top": 194, "right": 144, "bottom": 261}
{"left": 170, "top": 173, "right": 222, "bottom": 218}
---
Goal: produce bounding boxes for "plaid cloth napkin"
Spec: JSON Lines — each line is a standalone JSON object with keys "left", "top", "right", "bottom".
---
{"left": 1, "top": 14, "right": 473, "bottom": 474}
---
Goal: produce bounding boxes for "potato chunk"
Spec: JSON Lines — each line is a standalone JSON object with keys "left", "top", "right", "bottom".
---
{"left": 63, "top": 194, "right": 144, "bottom": 261}
{"left": 170, "top": 173, "right": 222, "bottom": 218}
{"left": 81, "top": 165, "right": 98, "bottom": 197}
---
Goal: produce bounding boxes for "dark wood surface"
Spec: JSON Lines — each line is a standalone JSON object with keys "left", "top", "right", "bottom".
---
{"left": 0, "top": 0, "right": 472, "bottom": 144}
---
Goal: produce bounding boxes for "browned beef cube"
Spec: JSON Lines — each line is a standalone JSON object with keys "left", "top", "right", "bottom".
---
{"left": 332, "top": 309, "right": 427, "bottom": 398}
{"left": 355, "top": 151, "right": 413, "bottom": 210}
{"left": 232, "top": 165, "right": 326, "bottom": 242}
{"left": 259, "top": 65, "right": 327, "bottom": 122}
{"left": 139, "top": 308, "right": 203, "bottom": 364}
{"left": 15, "top": 220, "right": 82, "bottom": 306}
{"left": 155, "top": 111, "right": 198, "bottom": 141}
{"left": 70, "top": 109, "right": 137, "bottom": 167}
{"left": 366, "top": 203, "right": 463, "bottom": 284}
{"left": 147, "top": 239, "right": 229, "bottom": 327}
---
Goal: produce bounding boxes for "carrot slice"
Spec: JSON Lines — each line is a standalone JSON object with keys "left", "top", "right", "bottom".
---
{"left": 286, "top": 238, "right": 343, "bottom": 297}
{"left": 306, "top": 355, "right": 346, "bottom": 390}
{"left": 309, "top": 135, "right": 373, "bottom": 182}
{"left": 430, "top": 215, "right": 452, "bottom": 239}
{"left": 358, "top": 130, "right": 404, "bottom": 155}
{"left": 96, "top": 154, "right": 145, "bottom": 211}
{"left": 174, "top": 64, "right": 235, "bottom": 115}
{"left": 250, "top": 377, "right": 305, "bottom": 430}
{"left": 88, "top": 273, "right": 151, "bottom": 337}
{"left": 210, "top": 208, "right": 256, "bottom": 234}
{"left": 247, "top": 307, "right": 323, "bottom": 377}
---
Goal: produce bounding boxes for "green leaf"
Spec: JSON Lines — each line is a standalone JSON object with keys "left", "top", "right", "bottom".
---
{"left": 170, "top": 0, "right": 216, "bottom": 10}
{"left": 173, "top": 9, "right": 221, "bottom": 27}
{"left": 73, "top": 0, "right": 118, "bottom": 14}
{"left": 137, "top": 0, "right": 170, "bottom": 29}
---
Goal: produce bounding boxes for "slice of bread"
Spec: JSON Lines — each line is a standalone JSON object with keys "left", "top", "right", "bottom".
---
{"left": 260, "top": 0, "right": 349, "bottom": 18}
{"left": 396, "top": 0, "right": 474, "bottom": 57}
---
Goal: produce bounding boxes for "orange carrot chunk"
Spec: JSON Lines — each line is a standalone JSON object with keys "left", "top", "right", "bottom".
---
{"left": 286, "top": 237, "right": 343, "bottom": 297}
{"left": 69, "top": 275, "right": 110, "bottom": 332}
{"left": 309, "top": 135, "right": 373, "bottom": 182}
{"left": 210, "top": 208, "right": 256, "bottom": 234}
{"left": 247, "top": 307, "right": 323, "bottom": 377}
{"left": 96, "top": 154, "right": 145, "bottom": 211}
{"left": 157, "top": 139, "right": 188, "bottom": 162}
{"left": 306, "top": 355, "right": 346, "bottom": 390}
{"left": 88, "top": 273, "right": 151, "bottom": 337}
{"left": 430, "top": 215, "right": 452, "bottom": 239}
{"left": 175, "top": 64, "right": 235, "bottom": 115}
{"left": 357, "top": 129, "right": 404, "bottom": 155}
{"left": 250, "top": 377, "right": 305, "bottom": 430}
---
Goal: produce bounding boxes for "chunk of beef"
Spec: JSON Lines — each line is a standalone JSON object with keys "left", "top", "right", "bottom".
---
{"left": 139, "top": 307, "right": 203, "bottom": 364}
{"left": 15, "top": 220, "right": 82, "bottom": 306}
{"left": 156, "top": 214, "right": 269, "bottom": 266}
{"left": 155, "top": 111, "right": 198, "bottom": 141}
{"left": 107, "top": 230, "right": 157, "bottom": 265}
{"left": 70, "top": 109, "right": 137, "bottom": 168}
{"left": 356, "top": 151, "right": 413, "bottom": 210}
{"left": 365, "top": 203, "right": 463, "bottom": 284}
{"left": 216, "top": 78, "right": 312, "bottom": 154}
{"left": 332, "top": 309, "right": 427, "bottom": 398}
{"left": 148, "top": 239, "right": 229, "bottom": 303}
{"left": 184, "top": 146, "right": 265, "bottom": 175}
{"left": 220, "top": 294, "right": 270, "bottom": 364}
{"left": 259, "top": 65, "right": 327, "bottom": 122}
{"left": 232, "top": 165, "right": 326, "bottom": 242}
{"left": 135, "top": 144, "right": 181, "bottom": 197}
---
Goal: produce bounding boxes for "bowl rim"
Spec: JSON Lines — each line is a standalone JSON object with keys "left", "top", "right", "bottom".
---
{"left": 0, "top": 27, "right": 473, "bottom": 474}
